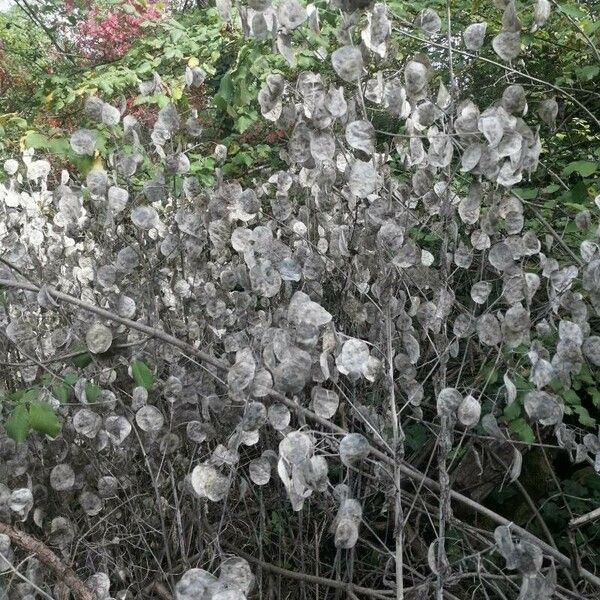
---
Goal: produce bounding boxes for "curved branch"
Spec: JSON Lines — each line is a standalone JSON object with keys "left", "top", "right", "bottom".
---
{"left": 0, "top": 521, "right": 94, "bottom": 600}
{"left": 0, "top": 278, "right": 228, "bottom": 372}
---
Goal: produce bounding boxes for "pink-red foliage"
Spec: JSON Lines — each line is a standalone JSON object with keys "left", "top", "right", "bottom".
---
{"left": 74, "top": 0, "right": 164, "bottom": 63}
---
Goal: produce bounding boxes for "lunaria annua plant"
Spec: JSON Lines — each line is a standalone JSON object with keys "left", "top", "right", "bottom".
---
{"left": 0, "top": 0, "right": 599, "bottom": 598}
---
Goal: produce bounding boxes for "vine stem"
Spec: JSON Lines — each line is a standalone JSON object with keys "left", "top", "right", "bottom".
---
{"left": 1, "top": 277, "right": 600, "bottom": 588}
{"left": 0, "top": 276, "right": 229, "bottom": 372}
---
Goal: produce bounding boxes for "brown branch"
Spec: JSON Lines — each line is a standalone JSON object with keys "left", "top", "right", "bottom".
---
{"left": 0, "top": 278, "right": 228, "bottom": 372}
{"left": 0, "top": 521, "right": 95, "bottom": 600}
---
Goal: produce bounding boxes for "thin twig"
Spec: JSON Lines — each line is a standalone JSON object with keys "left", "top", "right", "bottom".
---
{"left": 386, "top": 306, "right": 404, "bottom": 600}
{"left": 223, "top": 543, "right": 393, "bottom": 599}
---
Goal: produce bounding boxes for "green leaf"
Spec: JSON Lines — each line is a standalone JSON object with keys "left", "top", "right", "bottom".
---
{"left": 136, "top": 61, "right": 153, "bottom": 75}
{"left": 562, "top": 161, "right": 597, "bottom": 178}
{"left": 541, "top": 184, "right": 561, "bottom": 195}
{"left": 584, "top": 21, "right": 600, "bottom": 35}
{"left": 576, "top": 65, "right": 599, "bottom": 82}
{"left": 63, "top": 373, "right": 78, "bottom": 386}
{"left": 25, "top": 132, "right": 49, "bottom": 149}
{"left": 130, "top": 360, "right": 154, "bottom": 390}
{"left": 52, "top": 383, "right": 69, "bottom": 404}
{"left": 171, "top": 28, "right": 184, "bottom": 43}
{"left": 577, "top": 365, "right": 594, "bottom": 385}
{"left": 215, "top": 73, "right": 234, "bottom": 109}
{"left": 236, "top": 113, "right": 256, "bottom": 134}
{"left": 85, "top": 382, "right": 101, "bottom": 403}
{"left": 72, "top": 350, "right": 93, "bottom": 368}
{"left": 6, "top": 404, "right": 30, "bottom": 444}
{"left": 591, "top": 388, "right": 600, "bottom": 409}
{"left": 557, "top": 3, "right": 587, "bottom": 19}
{"left": 562, "top": 388, "right": 581, "bottom": 405}
{"left": 23, "top": 388, "right": 39, "bottom": 402}
{"left": 503, "top": 401, "right": 521, "bottom": 421}
{"left": 46, "top": 137, "right": 71, "bottom": 156}
{"left": 405, "top": 422, "right": 429, "bottom": 452}
{"left": 28, "top": 402, "right": 61, "bottom": 438}
{"left": 509, "top": 418, "right": 535, "bottom": 444}
{"left": 569, "top": 180, "right": 591, "bottom": 204}
{"left": 573, "top": 405, "right": 596, "bottom": 427}
{"left": 513, "top": 187, "right": 538, "bottom": 200}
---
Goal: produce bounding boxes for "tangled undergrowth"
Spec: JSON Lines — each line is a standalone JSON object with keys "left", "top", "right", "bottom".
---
{"left": 0, "top": 0, "right": 599, "bottom": 599}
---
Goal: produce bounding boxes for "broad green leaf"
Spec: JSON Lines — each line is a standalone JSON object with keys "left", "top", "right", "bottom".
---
{"left": 72, "top": 350, "right": 93, "bottom": 368}
{"left": 562, "top": 161, "right": 597, "bottom": 178}
{"left": 25, "top": 132, "right": 49, "bottom": 149}
{"left": 405, "top": 423, "right": 429, "bottom": 452}
{"left": 591, "top": 388, "right": 600, "bottom": 409}
{"left": 52, "top": 383, "right": 69, "bottom": 404}
{"left": 28, "top": 402, "right": 61, "bottom": 438}
{"left": 569, "top": 180, "right": 590, "bottom": 203}
{"left": 542, "top": 184, "right": 561, "bottom": 194}
{"left": 573, "top": 405, "right": 596, "bottom": 427}
{"left": 584, "top": 21, "right": 600, "bottom": 35}
{"left": 136, "top": 61, "right": 153, "bottom": 75}
{"left": 236, "top": 112, "right": 257, "bottom": 134}
{"left": 130, "top": 360, "right": 154, "bottom": 390}
{"left": 509, "top": 418, "right": 535, "bottom": 444}
{"left": 577, "top": 365, "right": 595, "bottom": 385}
{"left": 46, "top": 138, "right": 71, "bottom": 156}
{"left": 503, "top": 400, "right": 521, "bottom": 421}
{"left": 64, "top": 373, "right": 78, "bottom": 386}
{"left": 513, "top": 187, "right": 538, "bottom": 200}
{"left": 85, "top": 382, "right": 101, "bottom": 403}
{"left": 557, "top": 3, "right": 586, "bottom": 19}
{"left": 562, "top": 388, "right": 580, "bottom": 405}
{"left": 9, "top": 388, "right": 39, "bottom": 404}
{"left": 6, "top": 404, "right": 30, "bottom": 444}
{"left": 576, "top": 65, "right": 599, "bottom": 82}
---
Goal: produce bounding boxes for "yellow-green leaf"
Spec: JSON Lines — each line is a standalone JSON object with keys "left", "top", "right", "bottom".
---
{"left": 6, "top": 405, "right": 30, "bottom": 445}
{"left": 28, "top": 402, "right": 61, "bottom": 438}
{"left": 130, "top": 360, "right": 154, "bottom": 390}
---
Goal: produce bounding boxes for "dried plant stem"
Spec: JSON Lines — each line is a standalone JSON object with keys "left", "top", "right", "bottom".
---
{"left": 2, "top": 277, "right": 600, "bottom": 589}
{"left": 223, "top": 543, "right": 393, "bottom": 599}
{"left": 436, "top": 415, "right": 451, "bottom": 600}
{"left": 0, "top": 521, "right": 95, "bottom": 600}
{"left": 386, "top": 306, "right": 404, "bottom": 600}
{"left": 0, "top": 277, "right": 228, "bottom": 372}
{"left": 570, "top": 506, "right": 600, "bottom": 529}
